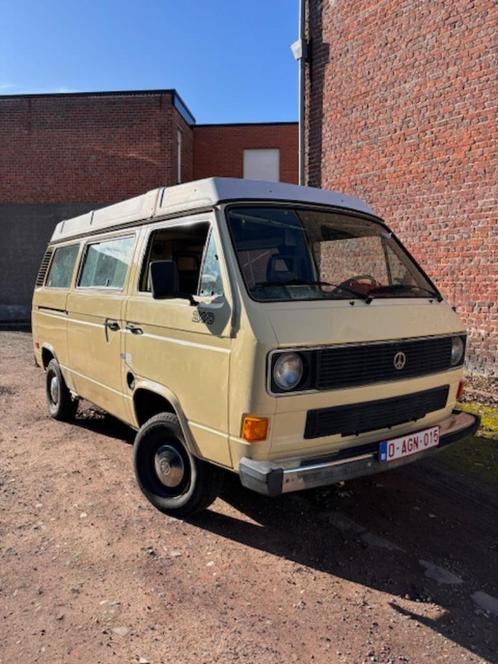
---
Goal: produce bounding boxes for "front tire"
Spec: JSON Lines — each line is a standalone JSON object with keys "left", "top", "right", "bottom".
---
{"left": 133, "top": 413, "right": 223, "bottom": 518}
{"left": 45, "top": 358, "right": 79, "bottom": 421}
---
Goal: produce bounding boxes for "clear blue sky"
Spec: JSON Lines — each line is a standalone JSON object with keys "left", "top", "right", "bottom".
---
{"left": 0, "top": 0, "right": 299, "bottom": 123}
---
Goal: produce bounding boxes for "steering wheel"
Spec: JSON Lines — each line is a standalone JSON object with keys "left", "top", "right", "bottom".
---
{"left": 339, "top": 274, "right": 380, "bottom": 291}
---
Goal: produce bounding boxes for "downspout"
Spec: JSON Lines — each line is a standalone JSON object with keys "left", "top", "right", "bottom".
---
{"left": 291, "top": 0, "right": 309, "bottom": 186}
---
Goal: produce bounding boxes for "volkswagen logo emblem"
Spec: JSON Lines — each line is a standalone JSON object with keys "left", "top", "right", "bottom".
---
{"left": 393, "top": 351, "right": 406, "bottom": 370}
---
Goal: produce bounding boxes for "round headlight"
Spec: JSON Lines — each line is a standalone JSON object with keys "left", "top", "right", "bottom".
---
{"left": 450, "top": 336, "right": 464, "bottom": 366}
{"left": 273, "top": 352, "right": 304, "bottom": 391}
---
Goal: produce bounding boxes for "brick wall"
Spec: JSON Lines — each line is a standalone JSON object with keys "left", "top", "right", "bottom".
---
{"left": 177, "top": 113, "right": 194, "bottom": 185}
{"left": 0, "top": 91, "right": 298, "bottom": 321}
{"left": 305, "top": 0, "right": 497, "bottom": 377}
{"left": 193, "top": 123, "right": 298, "bottom": 184}
{"left": 0, "top": 90, "right": 192, "bottom": 321}
{"left": 0, "top": 91, "right": 184, "bottom": 205}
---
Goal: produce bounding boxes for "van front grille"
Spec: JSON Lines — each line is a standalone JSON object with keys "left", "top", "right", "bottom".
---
{"left": 314, "top": 336, "right": 456, "bottom": 390}
{"left": 304, "top": 385, "right": 449, "bottom": 439}
{"left": 35, "top": 248, "right": 53, "bottom": 287}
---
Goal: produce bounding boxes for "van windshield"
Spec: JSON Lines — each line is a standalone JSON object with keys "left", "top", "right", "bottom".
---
{"left": 226, "top": 206, "right": 439, "bottom": 303}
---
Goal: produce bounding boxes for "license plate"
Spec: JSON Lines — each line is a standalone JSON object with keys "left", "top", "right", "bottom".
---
{"left": 379, "top": 426, "right": 440, "bottom": 463}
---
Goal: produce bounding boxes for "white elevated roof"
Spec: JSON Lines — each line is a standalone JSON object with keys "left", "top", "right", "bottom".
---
{"left": 50, "top": 177, "right": 375, "bottom": 242}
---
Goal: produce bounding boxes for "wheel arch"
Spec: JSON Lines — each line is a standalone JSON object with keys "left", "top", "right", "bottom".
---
{"left": 131, "top": 380, "right": 201, "bottom": 457}
{"left": 41, "top": 343, "right": 58, "bottom": 369}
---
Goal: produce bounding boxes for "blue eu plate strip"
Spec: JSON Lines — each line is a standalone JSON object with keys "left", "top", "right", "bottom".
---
{"left": 379, "top": 441, "right": 388, "bottom": 463}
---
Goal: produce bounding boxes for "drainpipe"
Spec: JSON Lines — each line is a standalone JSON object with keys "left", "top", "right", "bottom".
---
{"left": 291, "top": 0, "right": 309, "bottom": 186}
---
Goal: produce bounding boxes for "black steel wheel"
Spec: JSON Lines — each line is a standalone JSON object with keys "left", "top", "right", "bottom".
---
{"left": 133, "top": 412, "right": 223, "bottom": 517}
{"left": 45, "top": 358, "right": 79, "bottom": 421}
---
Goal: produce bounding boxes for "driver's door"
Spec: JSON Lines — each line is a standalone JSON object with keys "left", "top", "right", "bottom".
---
{"left": 124, "top": 216, "right": 233, "bottom": 467}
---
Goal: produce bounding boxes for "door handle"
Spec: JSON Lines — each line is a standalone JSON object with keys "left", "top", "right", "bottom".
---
{"left": 104, "top": 320, "right": 120, "bottom": 331}
{"left": 126, "top": 323, "right": 143, "bottom": 335}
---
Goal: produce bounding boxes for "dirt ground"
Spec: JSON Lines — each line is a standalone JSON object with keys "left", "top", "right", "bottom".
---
{"left": 1, "top": 331, "right": 497, "bottom": 664}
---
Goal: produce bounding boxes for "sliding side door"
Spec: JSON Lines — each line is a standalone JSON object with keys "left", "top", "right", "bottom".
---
{"left": 66, "top": 233, "right": 136, "bottom": 421}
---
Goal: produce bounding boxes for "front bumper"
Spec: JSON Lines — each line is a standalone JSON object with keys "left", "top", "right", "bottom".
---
{"left": 239, "top": 410, "right": 480, "bottom": 496}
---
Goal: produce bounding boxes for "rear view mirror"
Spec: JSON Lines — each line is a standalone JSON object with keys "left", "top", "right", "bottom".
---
{"left": 150, "top": 260, "right": 195, "bottom": 304}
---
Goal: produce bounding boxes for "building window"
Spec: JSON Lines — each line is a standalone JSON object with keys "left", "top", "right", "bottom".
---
{"left": 243, "top": 148, "right": 280, "bottom": 182}
{"left": 177, "top": 128, "right": 182, "bottom": 184}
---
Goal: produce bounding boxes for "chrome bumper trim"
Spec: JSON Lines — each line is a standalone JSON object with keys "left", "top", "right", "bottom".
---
{"left": 238, "top": 410, "right": 479, "bottom": 497}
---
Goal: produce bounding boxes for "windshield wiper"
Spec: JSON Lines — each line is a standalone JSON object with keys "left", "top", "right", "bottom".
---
{"left": 254, "top": 279, "right": 372, "bottom": 303}
{"left": 369, "top": 283, "right": 442, "bottom": 301}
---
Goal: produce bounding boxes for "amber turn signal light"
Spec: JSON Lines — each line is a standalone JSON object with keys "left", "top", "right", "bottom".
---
{"left": 456, "top": 380, "right": 465, "bottom": 401}
{"left": 241, "top": 415, "right": 269, "bottom": 442}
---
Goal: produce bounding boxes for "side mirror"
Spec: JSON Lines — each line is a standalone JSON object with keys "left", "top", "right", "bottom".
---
{"left": 150, "top": 260, "right": 195, "bottom": 304}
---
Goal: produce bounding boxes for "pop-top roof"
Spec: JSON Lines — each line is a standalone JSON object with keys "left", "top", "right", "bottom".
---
{"left": 50, "top": 177, "right": 375, "bottom": 243}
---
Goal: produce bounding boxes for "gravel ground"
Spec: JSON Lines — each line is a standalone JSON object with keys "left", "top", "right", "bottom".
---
{"left": 1, "top": 331, "right": 497, "bottom": 664}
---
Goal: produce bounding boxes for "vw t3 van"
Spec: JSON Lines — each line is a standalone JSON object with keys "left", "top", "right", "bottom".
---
{"left": 32, "top": 178, "right": 479, "bottom": 516}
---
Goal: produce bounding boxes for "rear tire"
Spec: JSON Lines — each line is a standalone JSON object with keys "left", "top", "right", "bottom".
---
{"left": 45, "top": 358, "right": 79, "bottom": 421}
{"left": 133, "top": 412, "right": 223, "bottom": 518}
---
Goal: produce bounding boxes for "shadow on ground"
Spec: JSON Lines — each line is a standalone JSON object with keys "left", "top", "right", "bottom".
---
{"left": 193, "top": 443, "right": 498, "bottom": 662}
{"left": 75, "top": 404, "right": 135, "bottom": 443}
{"left": 72, "top": 406, "right": 498, "bottom": 662}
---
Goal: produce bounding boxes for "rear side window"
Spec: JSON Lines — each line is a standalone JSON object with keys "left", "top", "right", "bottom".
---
{"left": 46, "top": 244, "right": 79, "bottom": 288}
{"left": 79, "top": 236, "right": 135, "bottom": 289}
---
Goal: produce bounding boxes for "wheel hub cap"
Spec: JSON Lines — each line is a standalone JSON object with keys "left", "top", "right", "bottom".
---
{"left": 154, "top": 445, "right": 185, "bottom": 488}
{"left": 49, "top": 375, "right": 59, "bottom": 404}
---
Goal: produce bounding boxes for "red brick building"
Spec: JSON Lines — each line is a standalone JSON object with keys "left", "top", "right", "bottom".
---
{"left": 305, "top": 0, "right": 497, "bottom": 377}
{"left": 0, "top": 90, "right": 297, "bottom": 322}
{"left": 194, "top": 122, "right": 298, "bottom": 183}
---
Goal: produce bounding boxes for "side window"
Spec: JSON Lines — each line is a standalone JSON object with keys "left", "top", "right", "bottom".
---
{"left": 79, "top": 236, "right": 135, "bottom": 289}
{"left": 139, "top": 222, "right": 210, "bottom": 294}
{"left": 199, "top": 231, "right": 224, "bottom": 297}
{"left": 45, "top": 244, "right": 79, "bottom": 288}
